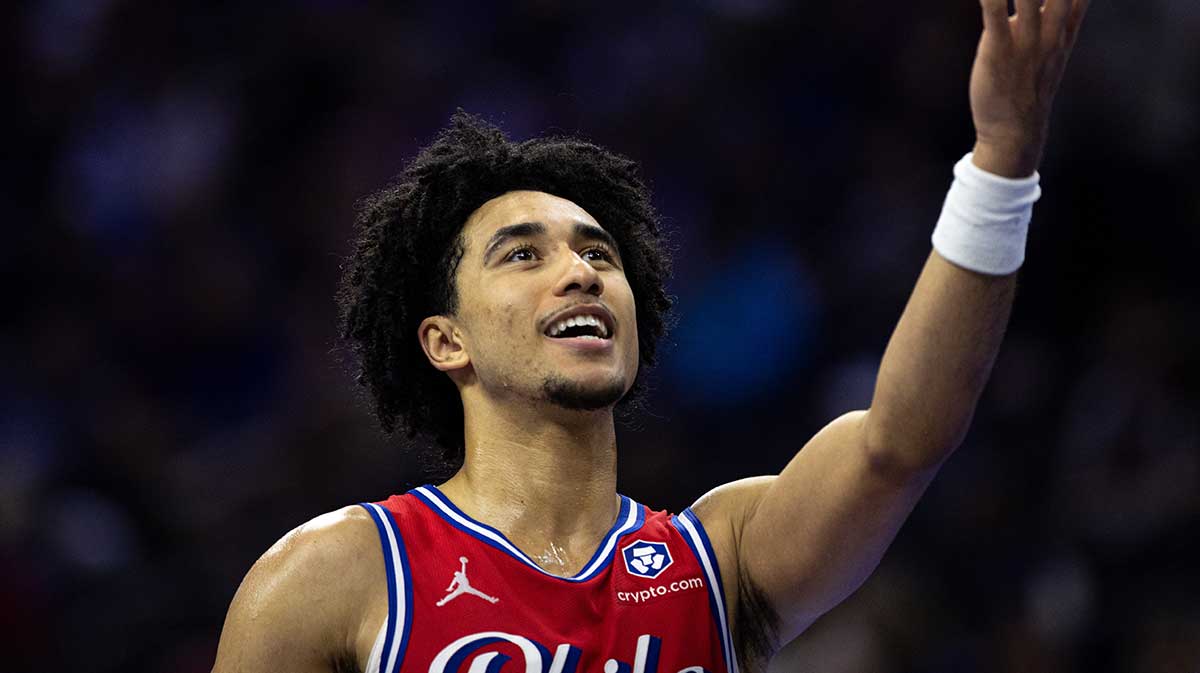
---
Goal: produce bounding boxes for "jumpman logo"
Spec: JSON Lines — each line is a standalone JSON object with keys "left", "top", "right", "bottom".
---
{"left": 436, "top": 556, "right": 500, "bottom": 607}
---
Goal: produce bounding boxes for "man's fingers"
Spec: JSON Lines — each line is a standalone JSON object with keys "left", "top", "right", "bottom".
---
{"left": 978, "top": 0, "right": 1010, "bottom": 32}
{"left": 1014, "top": 0, "right": 1043, "bottom": 43}
{"left": 1042, "top": 0, "right": 1072, "bottom": 40}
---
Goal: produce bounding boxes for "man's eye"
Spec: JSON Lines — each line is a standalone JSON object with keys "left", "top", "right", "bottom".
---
{"left": 582, "top": 247, "right": 614, "bottom": 263}
{"left": 506, "top": 246, "right": 537, "bottom": 262}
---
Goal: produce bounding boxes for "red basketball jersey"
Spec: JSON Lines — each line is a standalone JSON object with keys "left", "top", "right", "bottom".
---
{"left": 358, "top": 486, "right": 737, "bottom": 673}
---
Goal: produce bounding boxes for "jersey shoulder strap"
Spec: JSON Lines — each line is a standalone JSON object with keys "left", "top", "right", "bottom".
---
{"left": 670, "top": 507, "right": 739, "bottom": 673}
{"left": 359, "top": 495, "right": 420, "bottom": 673}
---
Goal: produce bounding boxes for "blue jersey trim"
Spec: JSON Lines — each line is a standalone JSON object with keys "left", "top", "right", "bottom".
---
{"left": 360, "top": 503, "right": 414, "bottom": 673}
{"left": 672, "top": 508, "right": 738, "bottom": 673}
{"left": 383, "top": 506, "right": 414, "bottom": 673}
{"left": 410, "top": 485, "right": 645, "bottom": 582}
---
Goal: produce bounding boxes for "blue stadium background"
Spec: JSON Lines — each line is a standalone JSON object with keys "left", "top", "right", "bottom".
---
{"left": 4, "top": 1, "right": 1198, "bottom": 671}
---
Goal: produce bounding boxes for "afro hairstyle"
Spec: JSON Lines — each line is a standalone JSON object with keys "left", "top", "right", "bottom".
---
{"left": 336, "top": 110, "right": 674, "bottom": 471}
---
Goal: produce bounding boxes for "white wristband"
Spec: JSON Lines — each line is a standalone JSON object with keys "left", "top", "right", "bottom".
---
{"left": 931, "top": 152, "right": 1042, "bottom": 276}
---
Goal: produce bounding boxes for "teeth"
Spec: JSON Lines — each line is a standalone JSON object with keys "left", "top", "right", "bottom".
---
{"left": 546, "top": 313, "right": 610, "bottom": 338}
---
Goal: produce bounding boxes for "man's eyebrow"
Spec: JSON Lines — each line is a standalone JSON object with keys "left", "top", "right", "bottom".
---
{"left": 481, "top": 221, "right": 621, "bottom": 264}
{"left": 575, "top": 222, "right": 621, "bottom": 260}
{"left": 482, "top": 221, "right": 547, "bottom": 264}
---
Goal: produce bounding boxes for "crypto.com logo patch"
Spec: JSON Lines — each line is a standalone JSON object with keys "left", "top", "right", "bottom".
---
{"left": 621, "top": 540, "right": 672, "bottom": 579}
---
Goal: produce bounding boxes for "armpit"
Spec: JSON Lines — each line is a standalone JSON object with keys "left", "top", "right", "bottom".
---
{"left": 735, "top": 565, "right": 781, "bottom": 673}
{"left": 331, "top": 648, "right": 362, "bottom": 673}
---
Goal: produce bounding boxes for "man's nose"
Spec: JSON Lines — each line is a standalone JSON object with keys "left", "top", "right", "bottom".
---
{"left": 554, "top": 249, "right": 604, "bottom": 296}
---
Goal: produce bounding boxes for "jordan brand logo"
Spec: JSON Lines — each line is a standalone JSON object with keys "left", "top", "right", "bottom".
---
{"left": 436, "top": 556, "right": 500, "bottom": 607}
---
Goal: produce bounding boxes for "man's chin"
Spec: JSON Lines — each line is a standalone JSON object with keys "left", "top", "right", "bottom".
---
{"left": 540, "top": 374, "right": 627, "bottom": 411}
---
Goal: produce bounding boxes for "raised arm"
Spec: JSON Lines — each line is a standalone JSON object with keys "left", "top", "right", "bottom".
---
{"left": 693, "top": 0, "right": 1091, "bottom": 658}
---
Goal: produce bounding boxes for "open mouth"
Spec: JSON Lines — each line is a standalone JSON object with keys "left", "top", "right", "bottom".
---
{"left": 544, "top": 314, "right": 612, "bottom": 341}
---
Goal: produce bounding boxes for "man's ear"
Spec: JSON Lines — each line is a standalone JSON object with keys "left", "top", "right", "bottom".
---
{"left": 418, "top": 315, "right": 470, "bottom": 373}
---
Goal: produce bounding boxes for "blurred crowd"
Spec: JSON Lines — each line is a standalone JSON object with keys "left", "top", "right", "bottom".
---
{"left": 4, "top": 1, "right": 1198, "bottom": 672}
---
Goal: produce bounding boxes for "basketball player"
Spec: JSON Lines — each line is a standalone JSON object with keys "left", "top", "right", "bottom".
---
{"left": 212, "top": 1, "right": 1090, "bottom": 671}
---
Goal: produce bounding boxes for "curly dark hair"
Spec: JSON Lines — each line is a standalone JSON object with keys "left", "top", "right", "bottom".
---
{"left": 336, "top": 110, "right": 674, "bottom": 471}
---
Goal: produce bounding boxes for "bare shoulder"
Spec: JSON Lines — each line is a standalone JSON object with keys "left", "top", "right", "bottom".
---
{"left": 688, "top": 476, "right": 779, "bottom": 670}
{"left": 261, "top": 505, "right": 382, "bottom": 580}
{"left": 212, "top": 505, "right": 385, "bottom": 673}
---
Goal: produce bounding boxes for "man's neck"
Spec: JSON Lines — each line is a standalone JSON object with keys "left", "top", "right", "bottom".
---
{"left": 437, "top": 398, "right": 620, "bottom": 576}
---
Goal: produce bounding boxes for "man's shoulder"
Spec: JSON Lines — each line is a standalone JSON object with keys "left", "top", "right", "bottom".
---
{"left": 261, "top": 505, "right": 381, "bottom": 574}
{"left": 242, "top": 504, "right": 385, "bottom": 618}
{"left": 213, "top": 505, "right": 387, "bottom": 672}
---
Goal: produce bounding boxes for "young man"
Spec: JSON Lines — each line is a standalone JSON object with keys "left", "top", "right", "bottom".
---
{"left": 211, "top": 1, "right": 1090, "bottom": 671}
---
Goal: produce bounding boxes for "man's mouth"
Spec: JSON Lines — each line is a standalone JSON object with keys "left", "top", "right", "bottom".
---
{"left": 544, "top": 314, "right": 611, "bottom": 341}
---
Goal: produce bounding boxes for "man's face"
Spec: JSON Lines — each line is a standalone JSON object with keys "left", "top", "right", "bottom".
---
{"left": 439, "top": 190, "right": 639, "bottom": 411}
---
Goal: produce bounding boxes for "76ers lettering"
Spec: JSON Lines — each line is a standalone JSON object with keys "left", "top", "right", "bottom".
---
{"left": 429, "top": 632, "right": 711, "bottom": 673}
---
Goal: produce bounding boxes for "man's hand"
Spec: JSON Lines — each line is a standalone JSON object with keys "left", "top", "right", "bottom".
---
{"left": 970, "top": 0, "right": 1090, "bottom": 177}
